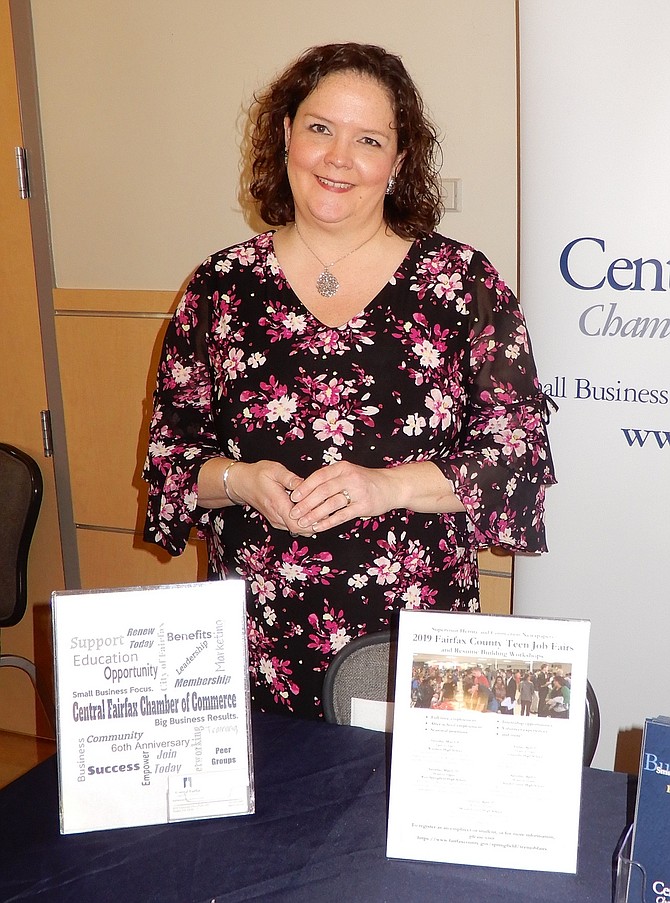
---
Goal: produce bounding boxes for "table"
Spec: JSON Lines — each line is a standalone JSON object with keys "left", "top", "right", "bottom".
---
{"left": 0, "top": 713, "right": 631, "bottom": 903}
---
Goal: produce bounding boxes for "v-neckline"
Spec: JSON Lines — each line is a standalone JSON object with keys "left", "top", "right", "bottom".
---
{"left": 269, "top": 231, "right": 417, "bottom": 329}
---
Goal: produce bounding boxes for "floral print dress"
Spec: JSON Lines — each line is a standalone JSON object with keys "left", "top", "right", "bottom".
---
{"left": 143, "top": 231, "right": 556, "bottom": 718}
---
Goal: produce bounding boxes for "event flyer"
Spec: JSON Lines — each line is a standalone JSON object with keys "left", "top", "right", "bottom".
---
{"left": 386, "top": 610, "right": 590, "bottom": 874}
{"left": 52, "top": 580, "right": 254, "bottom": 834}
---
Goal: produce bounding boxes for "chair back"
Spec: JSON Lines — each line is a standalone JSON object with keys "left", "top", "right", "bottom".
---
{"left": 583, "top": 679, "right": 601, "bottom": 766}
{"left": 322, "top": 630, "right": 396, "bottom": 726}
{"left": 0, "top": 443, "right": 43, "bottom": 628}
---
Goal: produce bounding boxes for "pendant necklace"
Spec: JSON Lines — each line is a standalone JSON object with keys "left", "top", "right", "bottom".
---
{"left": 294, "top": 221, "right": 383, "bottom": 298}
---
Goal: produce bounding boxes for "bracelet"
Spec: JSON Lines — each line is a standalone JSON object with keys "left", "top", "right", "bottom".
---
{"left": 222, "top": 460, "right": 239, "bottom": 503}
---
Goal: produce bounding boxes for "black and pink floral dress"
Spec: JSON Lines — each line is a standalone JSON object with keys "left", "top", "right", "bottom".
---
{"left": 143, "top": 231, "right": 556, "bottom": 717}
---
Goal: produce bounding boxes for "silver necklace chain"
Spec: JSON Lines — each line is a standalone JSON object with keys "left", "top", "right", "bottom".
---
{"left": 294, "top": 221, "right": 383, "bottom": 298}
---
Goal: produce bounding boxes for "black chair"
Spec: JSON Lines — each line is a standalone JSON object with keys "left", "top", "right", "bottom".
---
{"left": 0, "top": 442, "right": 52, "bottom": 726}
{"left": 322, "top": 629, "right": 601, "bottom": 765}
{"left": 322, "top": 631, "right": 397, "bottom": 728}
{"left": 583, "top": 679, "right": 601, "bottom": 767}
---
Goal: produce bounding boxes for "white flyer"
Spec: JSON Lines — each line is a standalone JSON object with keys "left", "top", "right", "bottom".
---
{"left": 386, "top": 610, "right": 590, "bottom": 874}
{"left": 52, "top": 580, "right": 254, "bottom": 834}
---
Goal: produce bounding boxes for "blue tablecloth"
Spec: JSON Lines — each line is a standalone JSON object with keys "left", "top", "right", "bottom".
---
{"left": 0, "top": 713, "right": 629, "bottom": 903}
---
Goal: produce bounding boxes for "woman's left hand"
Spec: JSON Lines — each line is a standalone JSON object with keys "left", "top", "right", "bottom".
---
{"left": 287, "top": 461, "right": 395, "bottom": 534}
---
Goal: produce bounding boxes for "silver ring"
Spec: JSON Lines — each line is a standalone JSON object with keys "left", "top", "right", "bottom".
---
{"left": 341, "top": 489, "right": 352, "bottom": 507}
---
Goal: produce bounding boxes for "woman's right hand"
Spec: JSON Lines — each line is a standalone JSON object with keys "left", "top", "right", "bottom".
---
{"left": 197, "top": 458, "right": 308, "bottom": 534}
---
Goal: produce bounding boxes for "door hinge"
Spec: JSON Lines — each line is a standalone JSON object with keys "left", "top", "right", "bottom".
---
{"left": 40, "top": 409, "right": 53, "bottom": 457}
{"left": 15, "top": 146, "right": 30, "bottom": 199}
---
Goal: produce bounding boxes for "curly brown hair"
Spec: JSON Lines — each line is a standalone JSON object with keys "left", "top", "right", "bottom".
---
{"left": 248, "top": 43, "right": 444, "bottom": 238}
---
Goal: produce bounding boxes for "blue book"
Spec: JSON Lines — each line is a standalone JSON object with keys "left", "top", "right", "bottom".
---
{"left": 628, "top": 716, "right": 670, "bottom": 902}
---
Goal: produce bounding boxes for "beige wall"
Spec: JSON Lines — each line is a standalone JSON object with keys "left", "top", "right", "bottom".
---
{"left": 30, "top": 0, "right": 518, "bottom": 292}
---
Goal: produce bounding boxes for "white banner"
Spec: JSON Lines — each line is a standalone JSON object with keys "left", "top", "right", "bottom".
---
{"left": 515, "top": 1, "right": 670, "bottom": 768}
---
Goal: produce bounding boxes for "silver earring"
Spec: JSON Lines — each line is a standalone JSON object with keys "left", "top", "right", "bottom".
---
{"left": 284, "top": 148, "right": 289, "bottom": 165}
{"left": 386, "top": 176, "right": 396, "bottom": 196}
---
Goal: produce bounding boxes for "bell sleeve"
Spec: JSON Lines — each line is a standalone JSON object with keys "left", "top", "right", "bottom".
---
{"left": 142, "top": 264, "right": 222, "bottom": 555}
{"left": 435, "top": 251, "right": 557, "bottom": 552}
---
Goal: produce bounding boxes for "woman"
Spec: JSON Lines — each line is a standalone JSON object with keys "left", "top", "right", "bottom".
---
{"left": 415, "top": 675, "right": 437, "bottom": 710}
{"left": 440, "top": 671, "right": 457, "bottom": 705}
{"left": 143, "top": 43, "right": 556, "bottom": 719}
{"left": 547, "top": 676, "right": 570, "bottom": 719}
{"left": 492, "top": 675, "right": 507, "bottom": 713}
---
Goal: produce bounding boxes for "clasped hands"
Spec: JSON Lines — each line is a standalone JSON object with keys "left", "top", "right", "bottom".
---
{"left": 227, "top": 459, "right": 395, "bottom": 537}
